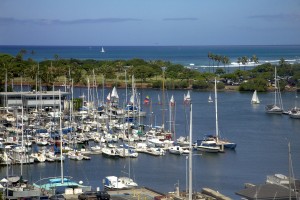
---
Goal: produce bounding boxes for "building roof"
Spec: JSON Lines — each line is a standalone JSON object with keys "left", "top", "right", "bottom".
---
{"left": 0, "top": 91, "right": 69, "bottom": 97}
{"left": 236, "top": 184, "right": 298, "bottom": 200}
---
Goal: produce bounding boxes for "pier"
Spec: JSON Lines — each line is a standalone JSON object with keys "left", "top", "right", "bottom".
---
{"left": 63, "top": 187, "right": 232, "bottom": 200}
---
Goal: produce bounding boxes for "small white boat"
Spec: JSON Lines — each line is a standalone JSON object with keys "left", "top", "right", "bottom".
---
{"left": 169, "top": 146, "right": 184, "bottom": 155}
{"left": 101, "top": 46, "right": 105, "bottom": 53}
{"left": 103, "top": 176, "right": 127, "bottom": 189}
{"left": 251, "top": 90, "right": 260, "bottom": 104}
{"left": 30, "top": 152, "right": 46, "bottom": 162}
{"left": 90, "top": 145, "right": 102, "bottom": 154}
{"left": 176, "top": 136, "right": 189, "bottom": 147}
{"left": 289, "top": 109, "right": 300, "bottom": 119}
{"left": 208, "top": 93, "right": 213, "bottom": 103}
{"left": 118, "top": 177, "right": 138, "bottom": 188}
{"left": 184, "top": 91, "right": 191, "bottom": 104}
{"left": 102, "top": 147, "right": 119, "bottom": 158}
{"left": 196, "top": 140, "right": 222, "bottom": 153}
{"left": 117, "top": 148, "right": 138, "bottom": 158}
{"left": 68, "top": 151, "right": 84, "bottom": 161}
{"left": 145, "top": 147, "right": 165, "bottom": 156}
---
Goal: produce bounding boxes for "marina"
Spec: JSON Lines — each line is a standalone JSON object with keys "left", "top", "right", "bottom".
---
{"left": 0, "top": 85, "right": 299, "bottom": 199}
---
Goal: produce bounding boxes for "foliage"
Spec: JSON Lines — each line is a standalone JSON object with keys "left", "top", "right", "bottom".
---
{"left": 0, "top": 52, "right": 300, "bottom": 92}
{"left": 152, "top": 80, "right": 162, "bottom": 89}
{"left": 239, "top": 78, "right": 268, "bottom": 92}
{"left": 192, "top": 80, "right": 209, "bottom": 90}
{"left": 73, "top": 98, "right": 83, "bottom": 111}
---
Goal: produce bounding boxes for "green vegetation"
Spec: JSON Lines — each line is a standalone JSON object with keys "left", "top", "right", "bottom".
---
{"left": 1, "top": 50, "right": 300, "bottom": 92}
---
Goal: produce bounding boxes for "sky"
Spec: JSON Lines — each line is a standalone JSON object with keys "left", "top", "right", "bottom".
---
{"left": 0, "top": 0, "right": 300, "bottom": 46}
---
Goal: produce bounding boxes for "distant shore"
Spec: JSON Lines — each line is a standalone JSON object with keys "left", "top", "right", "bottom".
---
{"left": 4, "top": 82, "right": 298, "bottom": 93}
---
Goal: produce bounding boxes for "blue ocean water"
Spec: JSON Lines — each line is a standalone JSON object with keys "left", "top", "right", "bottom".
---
{"left": 1, "top": 45, "right": 300, "bottom": 68}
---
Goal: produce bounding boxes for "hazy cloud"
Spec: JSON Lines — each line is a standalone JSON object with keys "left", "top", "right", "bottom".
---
{"left": 0, "top": 17, "right": 141, "bottom": 25}
{"left": 249, "top": 13, "right": 300, "bottom": 22}
{"left": 163, "top": 17, "right": 198, "bottom": 21}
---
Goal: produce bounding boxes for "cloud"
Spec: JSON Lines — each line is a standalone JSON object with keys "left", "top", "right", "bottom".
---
{"left": 0, "top": 17, "right": 141, "bottom": 25}
{"left": 248, "top": 13, "right": 300, "bottom": 22}
{"left": 163, "top": 17, "right": 198, "bottom": 21}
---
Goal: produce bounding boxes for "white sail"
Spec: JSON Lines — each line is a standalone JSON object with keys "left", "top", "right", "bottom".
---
{"left": 101, "top": 47, "right": 105, "bottom": 53}
{"left": 208, "top": 93, "right": 213, "bottom": 103}
{"left": 111, "top": 86, "right": 119, "bottom": 99}
{"left": 251, "top": 90, "right": 260, "bottom": 104}
{"left": 170, "top": 95, "right": 175, "bottom": 106}
{"left": 186, "top": 91, "right": 191, "bottom": 100}
{"left": 106, "top": 92, "right": 111, "bottom": 101}
{"left": 129, "top": 94, "right": 134, "bottom": 105}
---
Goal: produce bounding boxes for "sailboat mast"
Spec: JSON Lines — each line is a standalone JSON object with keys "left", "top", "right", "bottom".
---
{"left": 87, "top": 78, "right": 90, "bottom": 115}
{"left": 169, "top": 97, "right": 172, "bottom": 131}
{"left": 215, "top": 78, "right": 219, "bottom": 142}
{"left": 188, "top": 102, "right": 193, "bottom": 200}
{"left": 59, "top": 90, "right": 64, "bottom": 183}
{"left": 274, "top": 67, "right": 277, "bottom": 106}
{"left": 125, "top": 69, "right": 128, "bottom": 104}
{"left": 5, "top": 68, "right": 7, "bottom": 109}
{"left": 288, "top": 142, "right": 292, "bottom": 200}
{"left": 162, "top": 67, "right": 166, "bottom": 130}
{"left": 21, "top": 92, "right": 24, "bottom": 176}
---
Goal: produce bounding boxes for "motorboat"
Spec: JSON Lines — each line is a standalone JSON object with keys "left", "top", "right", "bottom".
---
{"left": 169, "top": 146, "right": 184, "bottom": 155}
{"left": 103, "top": 176, "right": 127, "bottom": 190}
{"left": 196, "top": 140, "right": 222, "bottom": 153}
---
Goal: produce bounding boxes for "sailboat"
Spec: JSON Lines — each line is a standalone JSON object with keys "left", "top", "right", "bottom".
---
{"left": 251, "top": 90, "right": 260, "bottom": 104}
{"left": 100, "top": 46, "right": 105, "bottom": 53}
{"left": 200, "top": 78, "right": 236, "bottom": 150}
{"left": 157, "top": 94, "right": 161, "bottom": 105}
{"left": 265, "top": 66, "right": 283, "bottom": 114}
{"left": 208, "top": 93, "right": 213, "bottom": 103}
{"left": 184, "top": 91, "right": 191, "bottom": 104}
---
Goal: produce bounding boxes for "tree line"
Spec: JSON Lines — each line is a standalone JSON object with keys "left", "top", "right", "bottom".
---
{"left": 0, "top": 50, "right": 300, "bottom": 92}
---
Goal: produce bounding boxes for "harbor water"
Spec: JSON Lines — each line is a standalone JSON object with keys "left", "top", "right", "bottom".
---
{"left": 0, "top": 87, "right": 299, "bottom": 199}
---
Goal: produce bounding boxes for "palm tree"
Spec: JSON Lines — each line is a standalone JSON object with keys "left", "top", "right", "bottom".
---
{"left": 237, "top": 57, "right": 242, "bottom": 70}
{"left": 279, "top": 58, "right": 287, "bottom": 67}
{"left": 221, "top": 56, "right": 226, "bottom": 72}
{"left": 241, "top": 56, "right": 248, "bottom": 71}
{"left": 215, "top": 55, "right": 222, "bottom": 67}
{"left": 251, "top": 55, "right": 259, "bottom": 68}
{"left": 208, "top": 52, "right": 212, "bottom": 72}
{"left": 223, "top": 56, "right": 230, "bottom": 73}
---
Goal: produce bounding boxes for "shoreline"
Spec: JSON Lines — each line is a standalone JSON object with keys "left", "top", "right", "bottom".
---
{"left": 4, "top": 82, "right": 299, "bottom": 92}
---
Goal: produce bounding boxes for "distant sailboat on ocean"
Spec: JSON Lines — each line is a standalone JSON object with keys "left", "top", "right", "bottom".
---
{"left": 101, "top": 46, "right": 105, "bottom": 53}
{"left": 251, "top": 90, "right": 260, "bottom": 104}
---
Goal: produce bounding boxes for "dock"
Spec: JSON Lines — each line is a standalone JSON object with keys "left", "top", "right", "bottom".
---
{"left": 64, "top": 187, "right": 165, "bottom": 200}
{"left": 64, "top": 187, "right": 232, "bottom": 200}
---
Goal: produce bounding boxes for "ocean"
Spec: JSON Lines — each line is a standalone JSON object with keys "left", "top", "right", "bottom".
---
{"left": 0, "top": 46, "right": 300, "bottom": 199}
{"left": 1, "top": 45, "right": 300, "bottom": 68}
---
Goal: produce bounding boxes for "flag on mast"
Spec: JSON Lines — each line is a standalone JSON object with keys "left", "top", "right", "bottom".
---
{"left": 144, "top": 95, "right": 150, "bottom": 105}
